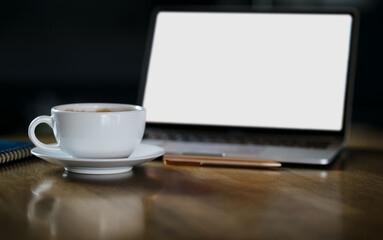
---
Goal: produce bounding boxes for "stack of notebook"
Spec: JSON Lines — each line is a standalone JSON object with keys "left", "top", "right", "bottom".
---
{"left": 0, "top": 140, "right": 33, "bottom": 164}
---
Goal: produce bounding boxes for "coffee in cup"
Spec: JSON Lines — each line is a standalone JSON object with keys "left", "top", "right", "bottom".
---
{"left": 28, "top": 103, "right": 146, "bottom": 158}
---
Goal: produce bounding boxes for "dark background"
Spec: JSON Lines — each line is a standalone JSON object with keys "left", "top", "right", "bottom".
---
{"left": 0, "top": 0, "right": 382, "bottom": 134}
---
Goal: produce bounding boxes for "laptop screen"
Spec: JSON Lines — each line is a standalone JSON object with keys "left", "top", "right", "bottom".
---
{"left": 142, "top": 11, "right": 353, "bottom": 131}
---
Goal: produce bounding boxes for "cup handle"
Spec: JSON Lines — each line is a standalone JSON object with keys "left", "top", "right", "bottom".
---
{"left": 28, "top": 115, "right": 61, "bottom": 152}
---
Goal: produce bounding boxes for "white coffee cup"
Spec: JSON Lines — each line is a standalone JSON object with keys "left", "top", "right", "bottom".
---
{"left": 28, "top": 103, "right": 146, "bottom": 158}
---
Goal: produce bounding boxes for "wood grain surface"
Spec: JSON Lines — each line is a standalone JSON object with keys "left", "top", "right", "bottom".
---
{"left": 0, "top": 126, "right": 382, "bottom": 239}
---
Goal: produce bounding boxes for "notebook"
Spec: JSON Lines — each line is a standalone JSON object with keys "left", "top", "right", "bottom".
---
{"left": 138, "top": 7, "right": 359, "bottom": 165}
{"left": 0, "top": 140, "right": 34, "bottom": 164}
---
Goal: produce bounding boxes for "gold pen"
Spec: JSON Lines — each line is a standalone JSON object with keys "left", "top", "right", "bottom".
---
{"left": 163, "top": 153, "right": 281, "bottom": 168}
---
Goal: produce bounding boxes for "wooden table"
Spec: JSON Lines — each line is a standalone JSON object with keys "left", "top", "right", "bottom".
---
{"left": 0, "top": 125, "right": 382, "bottom": 239}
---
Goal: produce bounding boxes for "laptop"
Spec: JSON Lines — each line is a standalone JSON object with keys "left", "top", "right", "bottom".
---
{"left": 138, "top": 7, "right": 359, "bottom": 165}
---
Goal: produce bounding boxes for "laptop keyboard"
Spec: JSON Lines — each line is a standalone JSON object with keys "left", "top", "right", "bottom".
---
{"left": 144, "top": 129, "right": 331, "bottom": 149}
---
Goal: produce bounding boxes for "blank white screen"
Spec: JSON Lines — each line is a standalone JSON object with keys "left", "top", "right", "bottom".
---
{"left": 144, "top": 12, "right": 352, "bottom": 131}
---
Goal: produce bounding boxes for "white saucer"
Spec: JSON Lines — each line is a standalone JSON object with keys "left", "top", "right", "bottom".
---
{"left": 31, "top": 144, "right": 165, "bottom": 175}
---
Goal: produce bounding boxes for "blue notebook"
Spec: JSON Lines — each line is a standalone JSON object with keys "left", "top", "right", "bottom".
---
{"left": 0, "top": 140, "right": 34, "bottom": 164}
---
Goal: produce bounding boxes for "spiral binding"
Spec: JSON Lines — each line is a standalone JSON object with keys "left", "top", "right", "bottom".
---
{"left": 0, "top": 145, "right": 33, "bottom": 164}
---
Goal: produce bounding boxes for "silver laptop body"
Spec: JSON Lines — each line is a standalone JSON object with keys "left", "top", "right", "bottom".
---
{"left": 138, "top": 7, "right": 359, "bottom": 165}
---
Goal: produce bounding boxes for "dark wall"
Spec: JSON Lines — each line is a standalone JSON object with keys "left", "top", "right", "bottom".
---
{"left": 0, "top": 0, "right": 382, "bottom": 134}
